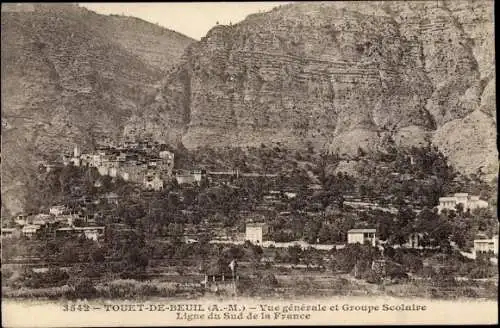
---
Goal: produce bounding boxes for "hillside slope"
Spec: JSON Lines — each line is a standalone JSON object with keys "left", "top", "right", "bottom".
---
{"left": 1, "top": 4, "right": 194, "bottom": 215}
{"left": 138, "top": 1, "right": 496, "bottom": 178}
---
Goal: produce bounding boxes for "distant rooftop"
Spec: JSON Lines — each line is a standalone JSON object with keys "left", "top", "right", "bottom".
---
{"left": 246, "top": 222, "right": 267, "bottom": 228}
{"left": 348, "top": 228, "right": 376, "bottom": 233}
{"left": 57, "top": 226, "right": 105, "bottom": 231}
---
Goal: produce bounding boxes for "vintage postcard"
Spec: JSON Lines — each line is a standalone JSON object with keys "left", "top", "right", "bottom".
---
{"left": 1, "top": 1, "right": 498, "bottom": 327}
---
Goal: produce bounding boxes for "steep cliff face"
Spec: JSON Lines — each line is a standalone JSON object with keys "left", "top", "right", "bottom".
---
{"left": 2, "top": 2, "right": 496, "bottom": 215}
{"left": 430, "top": 0, "right": 497, "bottom": 180}
{"left": 145, "top": 0, "right": 495, "bottom": 177}
{"left": 1, "top": 4, "right": 194, "bottom": 215}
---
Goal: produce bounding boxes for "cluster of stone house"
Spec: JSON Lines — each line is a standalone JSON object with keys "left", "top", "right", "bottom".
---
{"left": 2, "top": 205, "right": 105, "bottom": 241}
{"left": 61, "top": 143, "right": 175, "bottom": 192}
{"left": 173, "top": 169, "right": 280, "bottom": 187}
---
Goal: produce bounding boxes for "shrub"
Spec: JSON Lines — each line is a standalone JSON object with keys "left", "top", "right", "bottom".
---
{"left": 90, "top": 247, "right": 106, "bottom": 263}
{"left": 67, "top": 276, "right": 97, "bottom": 299}
{"left": 401, "top": 254, "right": 423, "bottom": 273}
{"left": 431, "top": 270, "right": 457, "bottom": 287}
{"left": 261, "top": 273, "right": 279, "bottom": 288}
{"left": 460, "top": 287, "right": 478, "bottom": 298}
{"left": 4, "top": 285, "right": 71, "bottom": 299}
{"left": 331, "top": 278, "right": 350, "bottom": 294}
{"left": 468, "top": 266, "right": 493, "bottom": 279}
{"left": 421, "top": 266, "right": 434, "bottom": 278}
{"left": 386, "top": 265, "right": 409, "bottom": 282}
{"left": 2, "top": 268, "right": 14, "bottom": 281}
{"left": 23, "top": 268, "right": 69, "bottom": 288}
{"left": 102, "top": 279, "right": 178, "bottom": 299}
{"left": 81, "top": 265, "right": 104, "bottom": 279}
{"left": 108, "top": 279, "right": 137, "bottom": 298}
{"left": 363, "top": 269, "right": 382, "bottom": 284}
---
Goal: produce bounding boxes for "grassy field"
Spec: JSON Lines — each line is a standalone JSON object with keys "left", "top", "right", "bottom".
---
{"left": 3, "top": 262, "right": 498, "bottom": 301}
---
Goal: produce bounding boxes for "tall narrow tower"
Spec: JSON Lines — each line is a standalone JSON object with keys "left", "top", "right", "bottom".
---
{"left": 74, "top": 144, "right": 81, "bottom": 158}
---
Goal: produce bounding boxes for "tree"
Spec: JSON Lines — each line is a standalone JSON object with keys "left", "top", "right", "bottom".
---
{"left": 90, "top": 246, "right": 106, "bottom": 263}
{"left": 389, "top": 206, "right": 416, "bottom": 246}
{"left": 261, "top": 273, "right": 279, "bottom": 287}
{"left": 287, "top": 245, "right": 302, "bottom": 265}
{"left": 357, "top": 147, "right": 366, "bottom": 158}
{"left": 317, "top": 223, "right": 334, "bottom": 244}
{"left": 123, "top": 248, "right": 149, "bottom": 271}
{"left": 332, "top": 244, "right": 381, "bottom": 274}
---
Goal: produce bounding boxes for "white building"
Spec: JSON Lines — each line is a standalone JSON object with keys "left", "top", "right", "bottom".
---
{"left": 89, "top": 154, "right": 102, "bottom": 167}
{"left": 347, "top": 228, "right": 377, "bottom": 247}
{"left": 14, "top": 214, "right": 28, "bottom": 226}
{"left": 404, "top": 232, "right": 425, "bottom": 249}
{"left": 144, "top": 174, "right": 164, "bottom": 191}
{"left": 437, "top": 193, "right": 489, "bottom": 214}
{"left": 159, "top": 150, "right": 174, "bottom": 161}
{"left": 81, "top": 227, "right": 105, "bottom": 241}
{"left": 1, "top": 228, "right": 19, "bottom": 239}
{"left": 102, "top": 192, "right": 120, "bottom": 205}
{"left": 22, "top": 225, "right": 41, "bottom": 238}
{"left": 175, "top": 171, "right": 202, "bottom": 185}
{"left": 120, "top": 171, "right": 130, "bottom": 181}
{"left": 49, "top": 205, "right": 67, "bottom": 216}
{"left": 97, "top": 166, "right": 109, "bottom": 176}
{"left": 34, "top": 213, "right": 51, "bottom": 221}
{"left": 245, "top": 223, "right": 269, "bottom": 245}
{"left": 109, "top": 167, "right": 118, "bottom": 177}
{"left": 473, "top": 235, "right": 498, "bottom": 256}
{"left": 73, "top": 144, "right": 81, "bottom": 157}
{"left": 56, "top": 226, "right": 105, "bottom": 241}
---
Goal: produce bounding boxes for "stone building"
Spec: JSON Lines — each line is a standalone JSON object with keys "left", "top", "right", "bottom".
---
{"left": 347, "top": 228, "right": 377, "bottom": 247}
{"left": 143, "top": 173, "right": 164, "bottom": 191}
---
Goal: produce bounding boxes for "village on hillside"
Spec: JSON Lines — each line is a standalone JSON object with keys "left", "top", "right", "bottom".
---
{"left": 1, "top": 139, "right": 498, "bottom": 300}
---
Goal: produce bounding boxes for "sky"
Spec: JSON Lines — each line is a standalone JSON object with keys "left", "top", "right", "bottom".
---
{"left": 79, "top": 2, "right": 290, "bottom": 40}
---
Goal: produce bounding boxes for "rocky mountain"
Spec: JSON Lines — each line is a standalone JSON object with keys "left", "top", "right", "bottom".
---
{"left": 1, "top": 4, "right": 194, "bottom": 215}
{"left": 2, "top": 2, "right": 497, "bottom": 215}
{"left": 132, "top": 0, "right": 496, "bottom": 179}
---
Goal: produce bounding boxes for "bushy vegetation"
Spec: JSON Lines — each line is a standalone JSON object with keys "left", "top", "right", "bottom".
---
{"left": 3, "top": 145, "right": 497, "bottom": 300}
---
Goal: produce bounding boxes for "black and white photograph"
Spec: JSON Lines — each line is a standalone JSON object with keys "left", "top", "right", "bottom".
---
{"left": 1, "top": 1, "right": 498, "bottom": 326}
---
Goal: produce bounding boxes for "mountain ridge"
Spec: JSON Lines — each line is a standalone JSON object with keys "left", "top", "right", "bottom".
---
{"left": 129, "top": 0, "right": 496, "bottom": 177}
{"left": 1, "top": 4, "right": 195, "bottom": 216}
{"left": 1, "top": 1, "right": 497, "bottom": 216}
